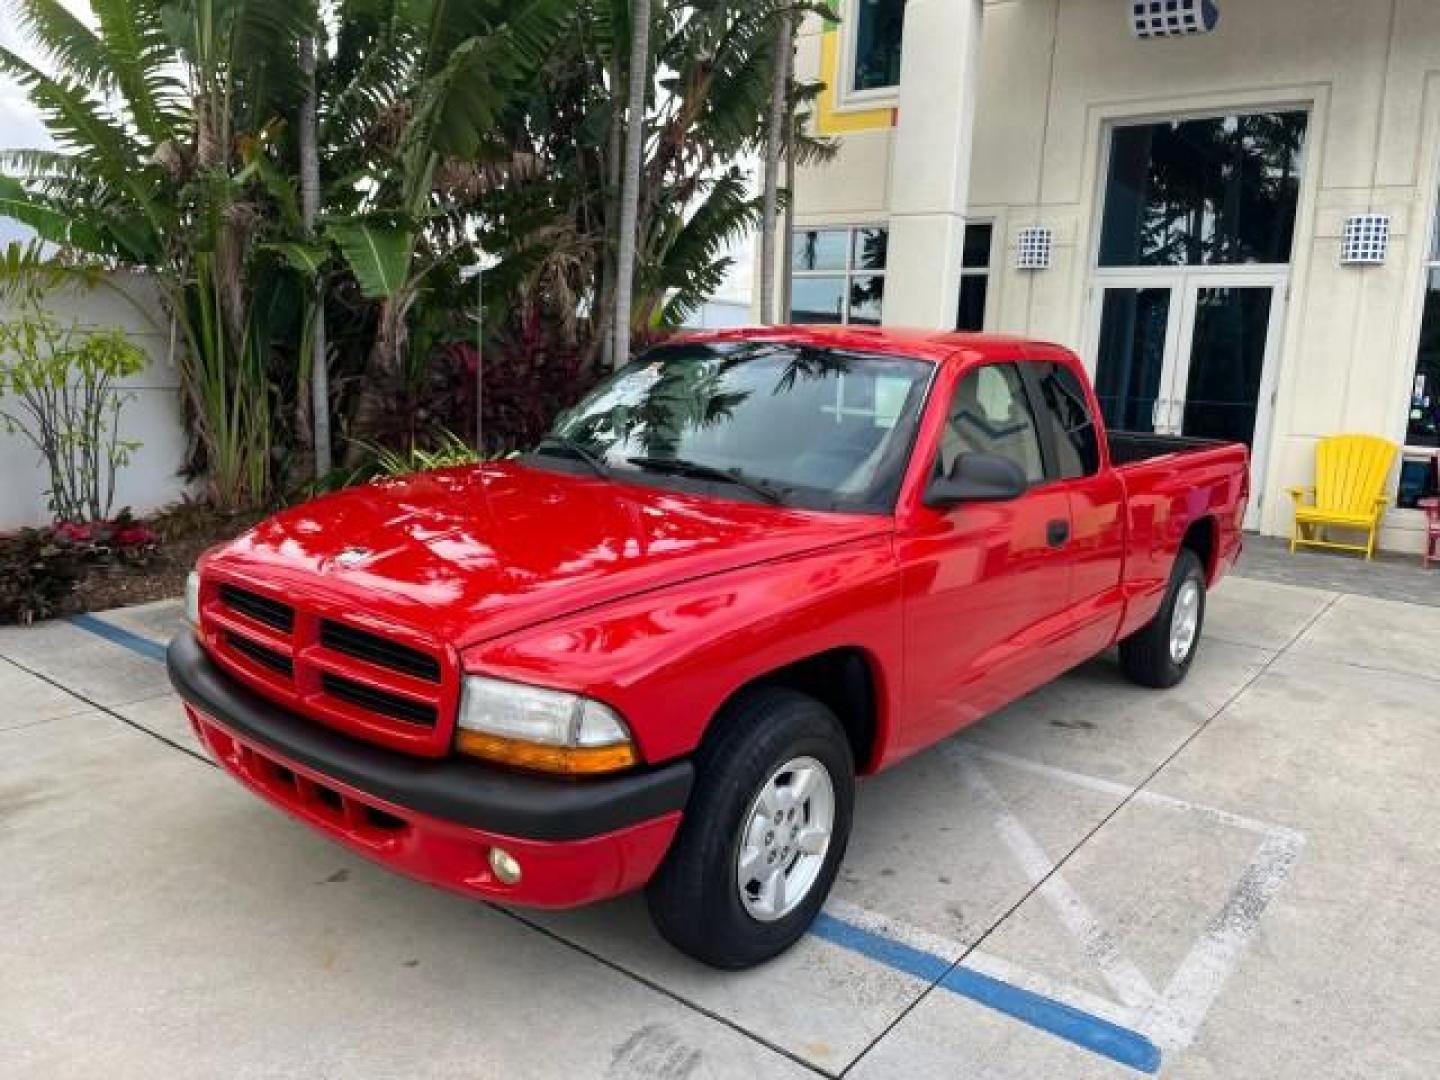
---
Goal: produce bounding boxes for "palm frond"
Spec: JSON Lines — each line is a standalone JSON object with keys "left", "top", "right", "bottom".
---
{"left": 89, "top": 0, "right": 188, "bottom": 141}
{"left": 651, "top": 168, "right": 763, "bottom": 327}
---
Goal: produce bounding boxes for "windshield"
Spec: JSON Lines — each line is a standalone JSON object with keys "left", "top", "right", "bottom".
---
{"left": 542, "top": 343, "right": 934, "bottom": 512}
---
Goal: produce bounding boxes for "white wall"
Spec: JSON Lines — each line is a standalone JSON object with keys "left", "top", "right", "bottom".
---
{"left": 786, "top": 0, "right": 1440, "bottom": 553}
{"left": 687, "top": 299, "right": 754, "bottom": 330}
{"left": 0, "top": 273, "right": 191, "bottom": 529}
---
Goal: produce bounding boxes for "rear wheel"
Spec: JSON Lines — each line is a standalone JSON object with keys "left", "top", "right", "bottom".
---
{"left": 645, "top": 687, "right": 854, "bottom": 969}
{"left": 1119, "top": 548, "right": 1207, "bottom": 689}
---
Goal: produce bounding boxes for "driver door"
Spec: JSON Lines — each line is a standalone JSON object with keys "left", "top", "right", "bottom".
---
{"left": 896, "top": 362, "right": 1075, "bottom": 757}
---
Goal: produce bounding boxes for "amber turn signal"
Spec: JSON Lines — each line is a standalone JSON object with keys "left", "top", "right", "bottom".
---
{"left": 455, "top": 730, "right": 638, "bottom": 775}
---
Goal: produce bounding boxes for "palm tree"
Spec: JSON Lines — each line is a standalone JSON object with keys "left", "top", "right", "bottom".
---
{"left": 329, "top": 0, "right": 573, "bottom": 458}
{"left": 611, "top": 0, "right": 650, "bottom": 368}
{"left": 758, "top": 6, "right": 793, "bottom": 325}
{"left": 298, "top": 24, "right": 330, "bottom": 478}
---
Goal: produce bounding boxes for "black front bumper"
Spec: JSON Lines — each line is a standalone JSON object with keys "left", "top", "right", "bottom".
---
{"left": 166, "top": 633, "right": 693, "bottom": 842}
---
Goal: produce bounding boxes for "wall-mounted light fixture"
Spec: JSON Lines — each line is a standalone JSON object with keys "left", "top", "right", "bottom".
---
{"left": 1131, "top": 0, "right": 1220, "bottom": 39}
{"left": 1015, "top": 226, "right": 1053, "bottom": 271}
{"left": 1340, "top": 213, "right": 1390, "bottom": 265}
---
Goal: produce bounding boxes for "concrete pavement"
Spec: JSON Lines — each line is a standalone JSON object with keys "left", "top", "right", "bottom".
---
{"left": 2, "top": 570, "right": 1438, "bottom": 1078}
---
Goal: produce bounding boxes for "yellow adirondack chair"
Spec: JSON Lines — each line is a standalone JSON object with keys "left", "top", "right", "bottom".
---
{"left": 1289, "top": 434, "right": 1398, "bottom": 559}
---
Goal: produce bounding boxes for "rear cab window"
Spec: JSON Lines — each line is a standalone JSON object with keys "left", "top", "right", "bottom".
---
{"left": 1027, "top": 361, "right": 1102, "bottom": 479}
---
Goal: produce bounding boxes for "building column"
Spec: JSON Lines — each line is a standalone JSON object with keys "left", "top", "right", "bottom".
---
{"left": 882, "top": 0, "right": 983, "bottom": 329}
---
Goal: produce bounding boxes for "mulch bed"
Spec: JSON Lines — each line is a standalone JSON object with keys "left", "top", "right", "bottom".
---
{"left": 72, "top": 505, "right": 265, "bottom": 613}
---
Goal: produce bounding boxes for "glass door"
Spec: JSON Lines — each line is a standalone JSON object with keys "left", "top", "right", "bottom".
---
{"left": 1086, "top": 271, "right": 1287, "bottom": 527}
{"left": 1173, "top": 282, "right": 1284, "bottom": 444}
{"left": 1172, "top": 277, "right": 1287, "bottom": 526}
{"left": 1088, "top": 277, "right": 1184, "bottom": 434}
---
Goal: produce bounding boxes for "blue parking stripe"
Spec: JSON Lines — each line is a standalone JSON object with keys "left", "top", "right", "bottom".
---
{"left": 68, "top": 613, "right": 168, "bottom": 663}
{"left": 810, "top": 912, "right": 1162, "bottom": 1075}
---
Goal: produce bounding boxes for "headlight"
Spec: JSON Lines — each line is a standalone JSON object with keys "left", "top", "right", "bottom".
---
{"left": 184, "top": 571, "right": 202, "bottom": 628}
{"left": 455, "top": 676, "right": 637, "bottom": 775}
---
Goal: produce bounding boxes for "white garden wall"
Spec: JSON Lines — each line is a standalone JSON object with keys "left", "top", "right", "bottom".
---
{"left": 0, "top": 272, "right": 191, "bottom": 530}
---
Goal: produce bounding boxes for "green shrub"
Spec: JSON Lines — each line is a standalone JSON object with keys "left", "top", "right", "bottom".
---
{"left": 370, "top": 430, "right": 486, "bottom": 478}
{"left": 0, "top": 299, "right": 148, "bottom": 523}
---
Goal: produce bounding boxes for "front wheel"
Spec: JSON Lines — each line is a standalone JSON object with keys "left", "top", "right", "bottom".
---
{"left": 645, "top": 688, "right": 854, "bottom": 969}
{"left": 1119, "top": 548, "right": 1207, "bottom": 689}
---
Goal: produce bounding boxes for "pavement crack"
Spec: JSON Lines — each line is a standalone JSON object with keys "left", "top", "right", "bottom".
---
{"left": 0, "top": 653, "right": 215, "bottom": 769}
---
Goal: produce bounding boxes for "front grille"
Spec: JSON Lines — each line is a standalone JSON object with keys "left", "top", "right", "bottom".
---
{"left": 226, "top": 632, "right": 293, "bottom": 677}
{"left": 320, "top": 620, "right": 441, "bottom": 682}
{"left": 320, "top": 673, "right": 438, "bottom": 727}
{"left": 219, "top": 583, "right": 294, "bottom": 633}
{"left": 203, "top": 577, "right": 456, "bottom": 755}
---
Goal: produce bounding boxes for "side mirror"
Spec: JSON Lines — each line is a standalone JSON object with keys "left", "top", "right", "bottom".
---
{"left": 924, "top": 452, "right": 1029, "bottom": 507}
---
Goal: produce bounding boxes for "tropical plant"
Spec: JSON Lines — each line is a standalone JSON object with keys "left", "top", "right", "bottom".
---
{"left": 0, "top": 0, "right": 313, "bottom": 509}
{"left": 0, "top": 292, "right": 147, "bottom": 522}
{"left": 0, "top": 0, "right": 833, "bottom": 503}
{"left": 0, "top": 515, "right": 159, "bottom": 625}
{"left": 318, "top": 0, "right": 576, "bottom": 461}
{"left": 370, "top": 429, "right": 484, "bottom": 477}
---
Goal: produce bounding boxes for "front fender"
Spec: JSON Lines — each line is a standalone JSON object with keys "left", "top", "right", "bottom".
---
{"left": 461, "top": 535, "right": 904, "bottom": 767}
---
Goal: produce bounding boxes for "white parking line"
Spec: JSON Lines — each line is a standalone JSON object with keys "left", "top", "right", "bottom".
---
{"left": 833, "top": 746, "right": 1304, "bottom": 1068}
{"left": 959, "top": 755, "right": 1161, "bottom": 1011}
{"left": 1140, "top": 826, "right": 1305, "bottom": 1053}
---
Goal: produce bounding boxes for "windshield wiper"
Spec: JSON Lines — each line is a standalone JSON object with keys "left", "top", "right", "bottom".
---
{"left": 625, "top": 456, "right": 784, "bottom": 505}
{"left": 534, "top": 435, "right": 609, "bottom": 479}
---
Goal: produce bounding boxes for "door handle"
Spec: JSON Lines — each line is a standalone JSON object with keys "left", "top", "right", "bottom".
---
{"left": 1046, "top": 519, "right": 1071, "bottom": 548}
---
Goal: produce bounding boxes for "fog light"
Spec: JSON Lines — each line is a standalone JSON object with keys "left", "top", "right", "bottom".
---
{"left": 488, "top": 846, "right": 522, "bottom": 885}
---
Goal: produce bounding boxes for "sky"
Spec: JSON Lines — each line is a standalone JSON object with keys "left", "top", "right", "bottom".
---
{"left": 0, "top": 18, "right": 53, "bottom": 246}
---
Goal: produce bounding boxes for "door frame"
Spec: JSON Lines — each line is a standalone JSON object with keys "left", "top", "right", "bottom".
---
{"left": 1082, "top": 265, "right": 1289, "bottom": 528}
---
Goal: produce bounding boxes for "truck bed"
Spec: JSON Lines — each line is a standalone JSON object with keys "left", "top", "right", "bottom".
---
{"left": 1108, "top": 430, "right": 1230, "bottom": 468}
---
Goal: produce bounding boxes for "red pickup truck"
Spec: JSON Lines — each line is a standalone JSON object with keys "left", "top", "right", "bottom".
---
{"left": 169, "top": 327, "right": 1247, "bottom": 968}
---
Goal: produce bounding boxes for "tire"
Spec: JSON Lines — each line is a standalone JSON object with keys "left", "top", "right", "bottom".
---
{"left": 645, "top": 687, "right": 854, "bottom": 969}
{"left": 1119, "top": 547, "right": 1207, "bottom": 689}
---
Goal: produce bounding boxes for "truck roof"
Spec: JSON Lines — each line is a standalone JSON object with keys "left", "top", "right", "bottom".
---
{"left": 670, "top": 324, "right": 1070, "bottom": 367}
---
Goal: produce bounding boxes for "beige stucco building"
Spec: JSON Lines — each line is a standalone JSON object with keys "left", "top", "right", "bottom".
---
{"left": 771, "top": 0, "right": 1440, "bottom": 552}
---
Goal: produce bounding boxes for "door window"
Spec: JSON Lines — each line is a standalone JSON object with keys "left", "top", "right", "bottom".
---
{"left": 1399, "top": 196, "right": 1440, "bottom": 509}
{"left": 1180, "top": 286, "right": 1273, "bottom": 445}
{"left": 1093, "top": 286, "right": 1172, "bottom": 432}
{"left": 1032, "top": 363, "right": 1101, "bottom": 478}
{"left": 936, "top": 364, "right": 1045, "bottom": 483}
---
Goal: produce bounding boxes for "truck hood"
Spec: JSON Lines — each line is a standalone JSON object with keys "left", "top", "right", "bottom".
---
{"left": 204, "top": 460, "right": 890, "bottom": 649}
